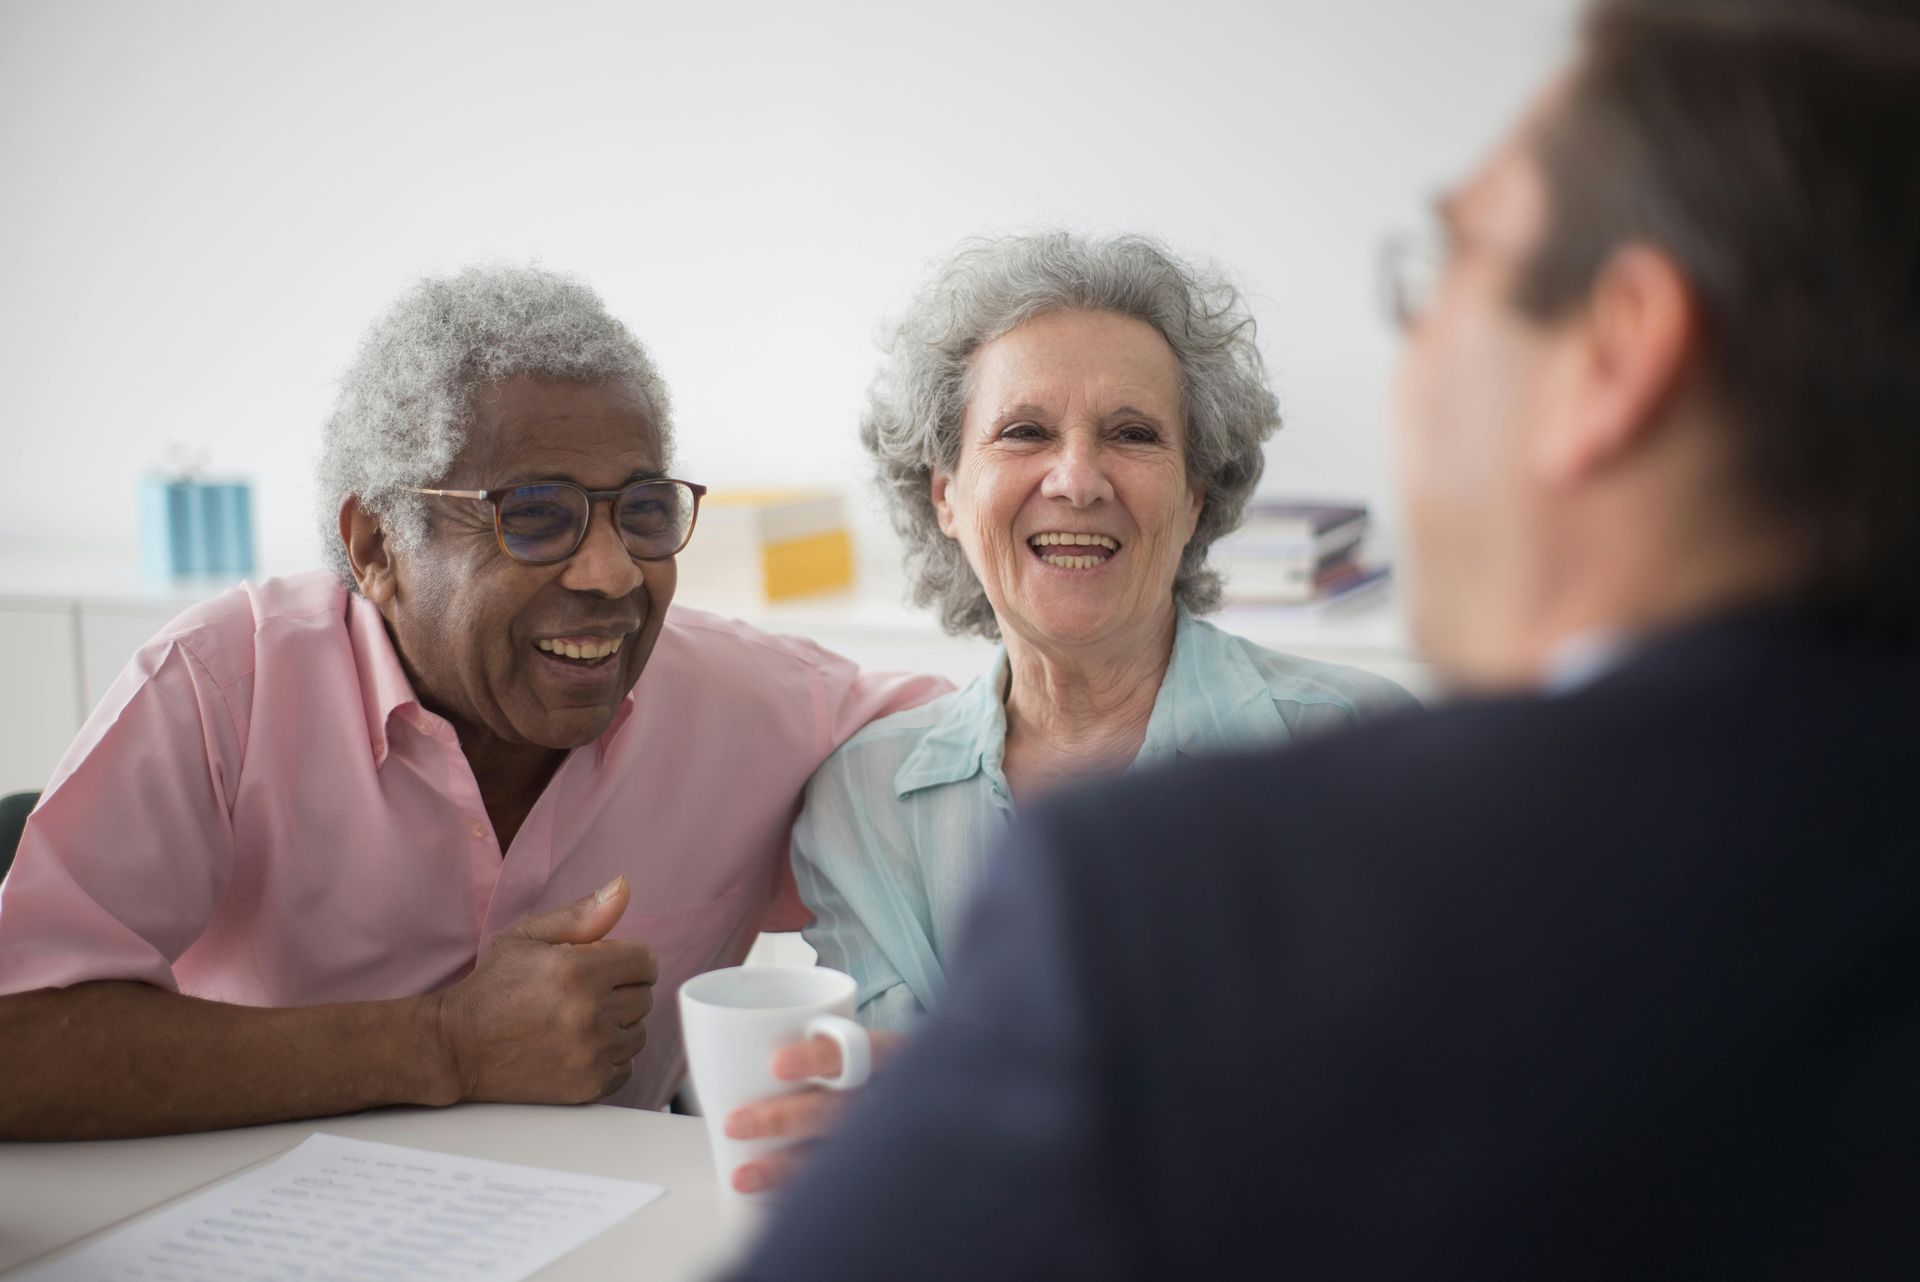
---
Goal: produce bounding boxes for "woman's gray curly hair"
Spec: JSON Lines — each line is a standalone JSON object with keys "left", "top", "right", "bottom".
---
{"left": 317, "top": 264, "right": 672, "bottom": 589}
{"left": 863, "top": 232, "right": 1280, "bottom": 639}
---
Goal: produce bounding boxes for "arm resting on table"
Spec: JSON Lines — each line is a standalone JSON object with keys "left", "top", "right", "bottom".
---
{"left": 0, "top": 980, "right": 456, "bottom": 1140}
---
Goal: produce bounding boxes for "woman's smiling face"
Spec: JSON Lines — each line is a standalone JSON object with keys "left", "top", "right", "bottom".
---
{"left": 933, "top": 309, "right": 1202, "bottom": 652}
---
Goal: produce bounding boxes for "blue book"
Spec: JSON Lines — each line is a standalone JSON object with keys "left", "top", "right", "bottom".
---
{"left": 198, "top": 482, "right": 230, "bottom": 575}
{"left": 225, "top": 482, "right": 255, "bottom": 575}
{"left": 200, "top": 481, "right": 255, "bottom": 575}
{"left": 140, "top": 476, "right": 202, "bottom": 579}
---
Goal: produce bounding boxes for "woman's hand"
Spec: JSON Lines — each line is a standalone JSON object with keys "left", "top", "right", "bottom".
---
{"left": 723, "top": 1028, "right": 905, "bottom": 1193}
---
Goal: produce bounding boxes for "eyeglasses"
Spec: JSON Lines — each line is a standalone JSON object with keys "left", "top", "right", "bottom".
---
{"left": 1382, "top": 205, "right": 1539, "bottom": 332}
{"left": 404, "top": 478, "right": 708, "bottom": 565}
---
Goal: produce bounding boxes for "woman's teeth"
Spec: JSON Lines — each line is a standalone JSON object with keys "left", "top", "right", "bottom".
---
{"left": 1030, "top": 532, "right": 1118, "bottom": 569}
{"left": 1030, "top": 532, "right": 1119, "bottom": 549}
{"left": 536, "top": 636, "right": 624, "bottom": 661}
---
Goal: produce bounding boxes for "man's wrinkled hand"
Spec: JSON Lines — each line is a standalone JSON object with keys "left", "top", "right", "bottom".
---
{"left": 432, "top": 875, "right": 658, "bottom": 1105}
{"left": 723, "top": 1028, "right": 906, "bottom": 1193}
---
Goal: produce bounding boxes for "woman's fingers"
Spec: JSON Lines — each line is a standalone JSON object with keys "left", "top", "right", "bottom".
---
{"left": 731, "top": 1144, "right": 809, "bottom": 1195}
{"left": 721, "top": 1028, "right": 899, "bottom": 1191}
{"left": 770, "top": 1032, "right": 844, "bottom": 1081}
{"left": 770, "top": 1026, "right": 908, "bottom": 1081}
{"left": 721, "top": 1030, "right": 907, "bottom": 1193}
{"left": 725, "top": 1086, "right": 846, "bottom": 1142}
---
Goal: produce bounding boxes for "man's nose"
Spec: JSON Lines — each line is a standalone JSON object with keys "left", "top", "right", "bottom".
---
{"left": 1040, "top": 435, "right": 1114, "bottom": 507}
{"left": 558, "top": 503, "right": 645, "bottom": 596}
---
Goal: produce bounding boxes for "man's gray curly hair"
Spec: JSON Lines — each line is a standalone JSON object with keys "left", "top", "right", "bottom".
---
{"left": 863, "top": 232, "right": 1280, "bottom": 639}
{"left": 317, "top": 264, "right": 672, "bottom": 588}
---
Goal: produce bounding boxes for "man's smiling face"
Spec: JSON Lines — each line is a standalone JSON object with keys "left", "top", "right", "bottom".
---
{"left": 381, "top": 374, "right": 676, "bottom": 750}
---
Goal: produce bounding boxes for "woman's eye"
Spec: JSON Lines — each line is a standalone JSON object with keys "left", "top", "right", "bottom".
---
{"left": 1000, "top": 423, "right": 1045, "bottom": 441}
{"left": 1117, "top": 425, "right": 1159, "bottom": 444}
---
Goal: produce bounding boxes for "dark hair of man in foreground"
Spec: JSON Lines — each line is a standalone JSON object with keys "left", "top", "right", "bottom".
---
{"left": 1520, "top": 0, "right": 1920, "bottom": 633}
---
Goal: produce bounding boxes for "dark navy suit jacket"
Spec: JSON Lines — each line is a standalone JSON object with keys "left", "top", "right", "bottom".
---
{"left": 733, "top": 605, "right": 1920, "bottom": 1281}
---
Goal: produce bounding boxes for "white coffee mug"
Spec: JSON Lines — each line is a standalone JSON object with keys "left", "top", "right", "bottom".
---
{"left": 678, "top": 965, "right": 871, "bottom": 1197}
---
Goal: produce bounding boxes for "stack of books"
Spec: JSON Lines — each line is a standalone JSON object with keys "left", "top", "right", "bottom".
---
{"left": 672, "top": 489, "right": 854, "bottom": 605}
{"left": 1211, "top": 499, "right": 1388, "bottom": 606}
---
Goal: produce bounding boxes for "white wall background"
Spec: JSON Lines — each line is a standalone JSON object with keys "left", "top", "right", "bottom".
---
{"left": 0, "top": 0, "right": 1577, "bottom": 579}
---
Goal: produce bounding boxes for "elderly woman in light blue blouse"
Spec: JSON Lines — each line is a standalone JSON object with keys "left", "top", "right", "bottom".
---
{"left": 721, "top": 232, "right": 1415, "bottom": 1194}
{"left": 803, "top": 232, "right": 1416, "bottom": 1029}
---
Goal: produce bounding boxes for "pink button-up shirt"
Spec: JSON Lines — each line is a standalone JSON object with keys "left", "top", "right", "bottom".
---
{"left": 0, "top": 571, "right": 945, "bottom": 1109}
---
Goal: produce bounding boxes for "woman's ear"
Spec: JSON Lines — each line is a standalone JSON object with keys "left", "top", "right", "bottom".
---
{"left": 930, "top": 472, "right": 959, "bottom": 539}
{"left": 340, "top": 495, "right": 399, "bottom": 607}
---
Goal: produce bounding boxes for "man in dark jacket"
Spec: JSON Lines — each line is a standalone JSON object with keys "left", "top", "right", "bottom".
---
{"left": 733, "top": 0, "right": 1920, "bottom": 1277}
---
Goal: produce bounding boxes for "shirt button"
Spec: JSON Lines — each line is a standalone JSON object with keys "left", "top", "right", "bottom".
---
{"left": 470, "top": 822, "right": 486, "bottom": 839}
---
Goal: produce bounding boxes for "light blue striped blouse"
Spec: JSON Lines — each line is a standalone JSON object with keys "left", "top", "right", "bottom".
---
{"left": 793, "top": 607, "right": 1419, "bottom": 1029}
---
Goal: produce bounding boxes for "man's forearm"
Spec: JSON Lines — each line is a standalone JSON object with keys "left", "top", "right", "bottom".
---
{"left": 0, "top": 981, "right": 456, "bottom": 1140}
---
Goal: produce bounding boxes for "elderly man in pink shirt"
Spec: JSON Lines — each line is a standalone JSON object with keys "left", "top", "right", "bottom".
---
{"left": 0, "top": 266, "right": 945, "bottom": 1139}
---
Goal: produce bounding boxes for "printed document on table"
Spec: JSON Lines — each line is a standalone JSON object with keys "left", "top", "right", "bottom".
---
{"left": 16, "top": 1132, "right": 665, "bottom": 1280}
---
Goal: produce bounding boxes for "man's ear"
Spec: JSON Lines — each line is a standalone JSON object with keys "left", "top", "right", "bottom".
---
{"left": 340, "top": 496, "right": 399, "bottom": 607}
{"left": 931, "top": 471, "right": 958, "bottom": 539}
{"left": 1534, "top": 243, "right": 1700, "bottom": 485}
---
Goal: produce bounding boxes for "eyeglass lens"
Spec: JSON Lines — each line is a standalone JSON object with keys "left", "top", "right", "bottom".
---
{"left": 496, "top": 482, "right": 697, "bottom": 563}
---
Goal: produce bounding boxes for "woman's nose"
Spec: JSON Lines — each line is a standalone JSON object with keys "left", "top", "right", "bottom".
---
{"left": 1040, "top": 437, "right": 1114, "bottom": 507}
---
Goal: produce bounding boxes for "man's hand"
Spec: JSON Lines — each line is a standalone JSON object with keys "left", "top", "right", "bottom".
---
{"left": 723, "top": 1028, "right": 906, "bottom": 1193}
{"left": 432, "top": 875, "right": 658, "bottom": 1105}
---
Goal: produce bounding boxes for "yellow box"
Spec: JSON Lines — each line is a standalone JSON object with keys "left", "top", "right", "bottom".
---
{"left": 762, "top": 529, "right": 854, "bottom": 600}
{"left": 675, "top": 489, "right": 855, "bottom": 605}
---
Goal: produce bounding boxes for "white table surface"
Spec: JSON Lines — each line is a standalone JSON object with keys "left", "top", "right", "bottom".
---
{"left": 0, "top": 1104, "right": 758, "bottom": 1280}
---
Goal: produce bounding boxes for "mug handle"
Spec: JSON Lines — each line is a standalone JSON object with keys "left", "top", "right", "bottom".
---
{"left": 803, "top": 1014, "right": 871, "bottom": 1091}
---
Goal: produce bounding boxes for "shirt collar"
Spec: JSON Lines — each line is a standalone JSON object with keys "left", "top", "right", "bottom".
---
{"left": 594, "top": 690, "right": 638, "bottom": 759}
{"left": 1539, "top": 628, "right": 1633, "bottom": 696}
{"left": 1136, "top": 607, "right": 1287, "bottom": 764}
{"left": 891, "top": 607, "right": 1285, "bottom": 798}
{"left": 892, "top": 649, "right": 1011, "bottom": 797}
{"left": 346, "top": 590, "right": 423, "bottom": 767}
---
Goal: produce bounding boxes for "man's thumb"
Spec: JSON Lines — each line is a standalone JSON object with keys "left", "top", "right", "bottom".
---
{"left": 513, "top": 876, "right": 629, "bottom": 945}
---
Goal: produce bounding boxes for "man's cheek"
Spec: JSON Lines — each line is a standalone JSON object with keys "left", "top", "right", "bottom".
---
{"left": 1420, "top": 363, "right": 1518, "bottom": 504}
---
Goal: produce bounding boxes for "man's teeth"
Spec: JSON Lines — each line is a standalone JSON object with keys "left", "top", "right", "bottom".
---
{"left": 535, "top": 636, "right": 625, "bottom": 660}
{"left": 1030, "top": 532, "right": 1118, "bottom": 569}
